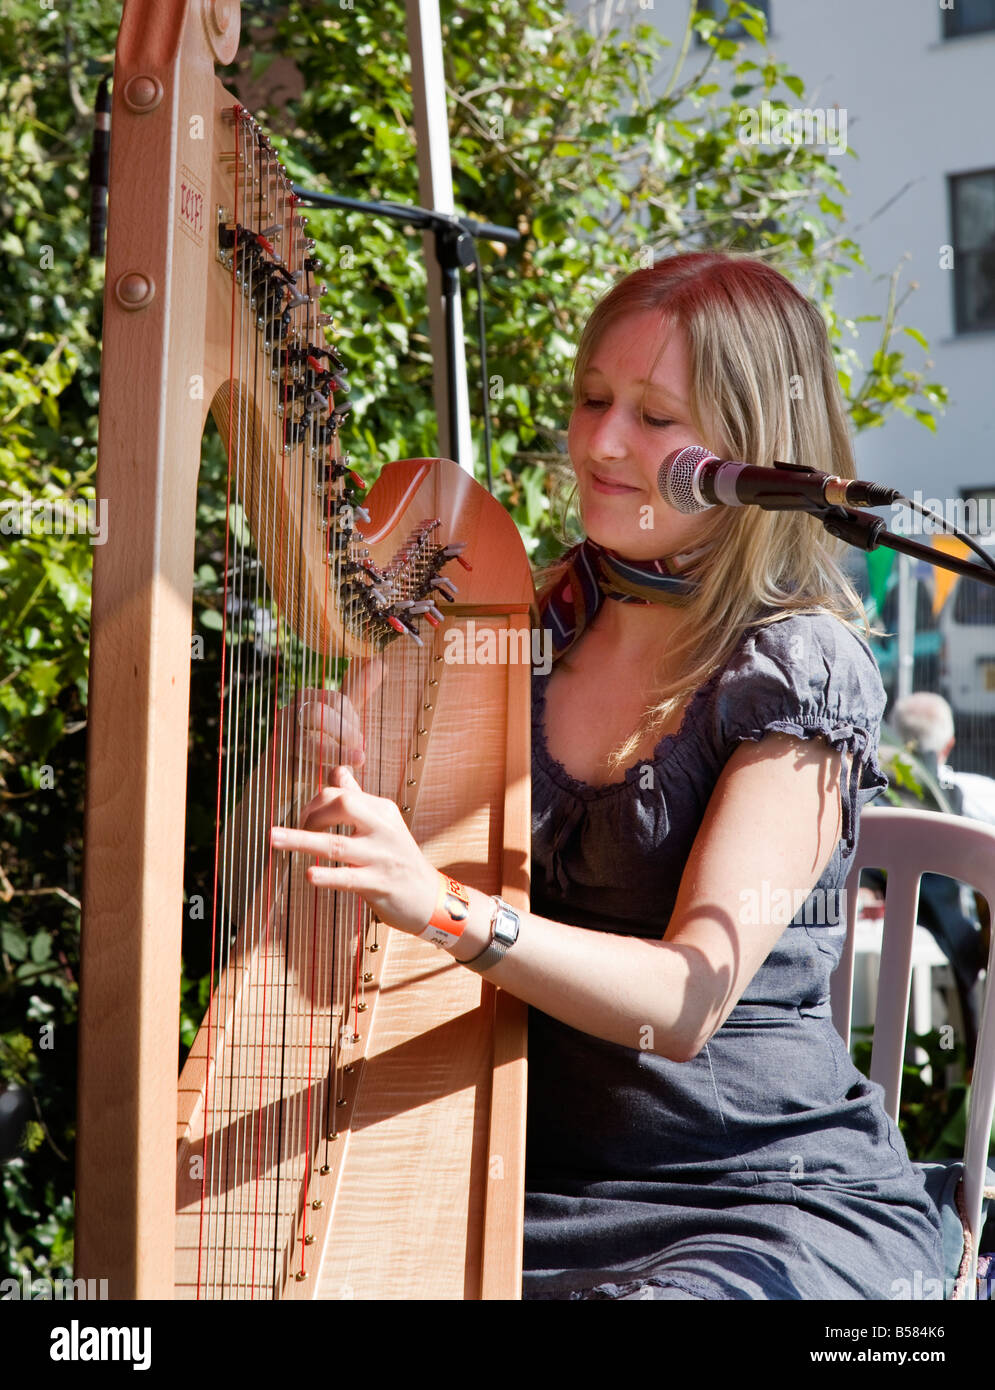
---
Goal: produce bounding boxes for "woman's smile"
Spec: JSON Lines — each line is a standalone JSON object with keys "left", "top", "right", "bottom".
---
{"left": 590, "top": 471, "right": 643, "bottom": 495}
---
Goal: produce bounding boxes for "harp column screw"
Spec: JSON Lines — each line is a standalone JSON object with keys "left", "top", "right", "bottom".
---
{"left": 114, "top": 273, "right": 155, "bottom": 311}
{"left": 122, "top": 75, "right": 163, "bottom": 113}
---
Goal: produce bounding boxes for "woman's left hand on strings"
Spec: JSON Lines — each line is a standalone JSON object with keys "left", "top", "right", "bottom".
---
{"left": 269, "top": 766, "right": 438, "bottom": 937}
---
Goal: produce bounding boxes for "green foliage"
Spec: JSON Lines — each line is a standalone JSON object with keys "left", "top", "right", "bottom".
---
{"left": 1, "top": 0, "right": 952, "bottom": 1281}
{"left": 0, "top": 0, "right": 120, "bottom": 1281}
{"left": 880, "top": 745, "right": 939, "bottom": 810}
{"left": 251, "top": 0, "right": 946, "bottom": 565}
{"left": 851, "top": 1027, "right": 980, "bottom": 1162}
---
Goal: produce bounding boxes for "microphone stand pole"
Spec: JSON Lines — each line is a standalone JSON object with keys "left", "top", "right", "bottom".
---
{"left": 292, "top": 188, "right": 520, "bottom": 478}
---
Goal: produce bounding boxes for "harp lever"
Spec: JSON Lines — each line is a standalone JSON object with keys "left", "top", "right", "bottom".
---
{"left": 442, "top": 543, "right": 472, "bottom": 572}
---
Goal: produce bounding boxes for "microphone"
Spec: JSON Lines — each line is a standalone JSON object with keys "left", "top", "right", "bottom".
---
{"left": 658, "top": 445, "right": 900, "bottom": 515}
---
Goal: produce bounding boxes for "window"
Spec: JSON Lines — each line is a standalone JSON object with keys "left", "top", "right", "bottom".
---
{"left": 948, "top": 170, "right": 995, "bottom": 333}
{"left": 943, "top": 0, "right": 995, "bottom": 38}
{"left": 962, "top": 486, "right": 995, "bottom": 538}
{"left": 695, "top": 0, "right": 770, "bottom": 42}
{"left": 950, "top": 491, "right": 995, "bottom": 624}
{"left": 953, "top": 576, "right": 995, "bottom": 626}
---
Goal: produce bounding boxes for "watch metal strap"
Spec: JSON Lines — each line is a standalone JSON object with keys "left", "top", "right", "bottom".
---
{"left": 461, "top": 896, "right": 520, "bottom": 974}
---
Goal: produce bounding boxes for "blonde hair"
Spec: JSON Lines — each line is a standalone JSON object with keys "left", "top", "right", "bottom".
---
{"left": 540, "top": 250, "right": 876, "bottom": 770}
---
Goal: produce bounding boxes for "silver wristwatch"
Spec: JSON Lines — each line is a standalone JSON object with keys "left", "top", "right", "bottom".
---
{"left": 461, "top": 896, "right": 521, "bottom": 974}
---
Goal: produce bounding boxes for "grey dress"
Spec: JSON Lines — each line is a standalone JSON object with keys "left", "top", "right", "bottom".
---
{"left": 523, "top": 609, "right": 945, "bottom": 1300}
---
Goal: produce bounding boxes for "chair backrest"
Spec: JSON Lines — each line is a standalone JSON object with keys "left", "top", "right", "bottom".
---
{"left": 841, "top": 806, "right": 995, "bottom": 1290}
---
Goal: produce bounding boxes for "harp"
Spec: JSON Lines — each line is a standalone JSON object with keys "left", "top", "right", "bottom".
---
{"left": 76, "top": 0, "right": 532, "bottom": 1299}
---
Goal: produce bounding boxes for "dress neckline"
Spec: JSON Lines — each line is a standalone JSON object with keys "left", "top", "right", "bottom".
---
{"left": 532, "top": 667, "right": 721, "bottom": 802}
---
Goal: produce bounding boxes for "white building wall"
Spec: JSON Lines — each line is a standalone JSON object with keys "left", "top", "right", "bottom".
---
{"left": 571, "top": 0, "right": 995, "bottom": 499}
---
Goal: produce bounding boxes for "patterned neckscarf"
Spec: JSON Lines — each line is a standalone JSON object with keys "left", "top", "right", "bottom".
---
{"left": 539, "top": 536, "right": 709, "bottom": 662}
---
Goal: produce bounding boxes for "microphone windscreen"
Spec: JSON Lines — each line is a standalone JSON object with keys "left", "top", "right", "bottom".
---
{"left": 657, "top": 445, "right": 717, "bottom": 514}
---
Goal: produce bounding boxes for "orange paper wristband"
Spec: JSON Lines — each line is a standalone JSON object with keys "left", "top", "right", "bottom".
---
{"left": 418, "top": 871, "right": 471, "bottom": 949}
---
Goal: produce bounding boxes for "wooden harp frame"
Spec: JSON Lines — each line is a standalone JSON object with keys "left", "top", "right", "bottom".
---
{"left": 76, "top": 0, "right": 531, "bottom": 1299}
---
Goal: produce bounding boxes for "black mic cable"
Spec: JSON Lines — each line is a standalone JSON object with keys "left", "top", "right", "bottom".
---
{"left": 89, "top": 75, "right": 111, "bottom": 259}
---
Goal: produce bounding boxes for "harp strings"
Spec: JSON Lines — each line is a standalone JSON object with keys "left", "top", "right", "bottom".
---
{"left": 197, "top": 97, "right": 241, "bottom": 1300}
{"left": 252, "top": 114, "right": 286, "bottom": 1300}
{"left": 288, "top": 162, "right": 332, "bottom": 1287}
{"left": 191, "top": 102, "right": 468, "bottom": 1299}
{"left": 197, "top": 104, "right": 388, "bottom": 1296}
{"left": 227, "top": 107, "right": 258, "bottom": 1299}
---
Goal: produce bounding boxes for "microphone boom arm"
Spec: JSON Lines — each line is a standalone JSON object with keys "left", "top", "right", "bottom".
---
{"left": 814, "top": 504, "right": 995, "bottom": 589}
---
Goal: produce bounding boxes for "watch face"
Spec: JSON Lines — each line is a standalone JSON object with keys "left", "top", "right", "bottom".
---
{"left": 492, "top": 905, "right": 520, "bottom": 946}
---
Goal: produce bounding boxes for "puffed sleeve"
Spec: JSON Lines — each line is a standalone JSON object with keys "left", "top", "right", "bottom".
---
{"left": 709, "top": 611, "right": 889, "bottom": 856}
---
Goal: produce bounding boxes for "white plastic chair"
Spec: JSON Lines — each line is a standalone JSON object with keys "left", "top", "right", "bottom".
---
{"left": 839, "top": 806, "right": 995, "bottom": 1297}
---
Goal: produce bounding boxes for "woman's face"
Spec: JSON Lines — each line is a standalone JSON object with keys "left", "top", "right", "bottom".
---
{"left": 568, "top": 309, "right": 716, "bottom": 562}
